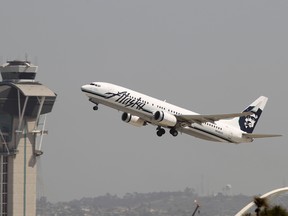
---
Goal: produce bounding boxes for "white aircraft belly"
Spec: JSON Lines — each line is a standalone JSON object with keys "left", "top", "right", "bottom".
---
{"left": 178, "top": 126, "right": 231, "bottom": 143}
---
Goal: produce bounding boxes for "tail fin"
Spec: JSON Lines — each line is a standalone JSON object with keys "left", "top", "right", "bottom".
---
{"left": 238, "top": 96, "right": 268, "bottom": 133}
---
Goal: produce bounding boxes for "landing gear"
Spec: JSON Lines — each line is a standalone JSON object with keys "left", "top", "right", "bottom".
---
{"left": 89, "top": 99, "right": 99, "bottom": 111}
{"left": 156, "top": 126, "right": 166, "bottom": 137}
{"left": 156, "top": 127, "right": 178, "bottom": 137}
{"left": 169, "top": 128, "right": 178, "bottom": 137}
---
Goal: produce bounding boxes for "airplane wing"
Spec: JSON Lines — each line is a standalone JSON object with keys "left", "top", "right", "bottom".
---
{"left": 242, "top": 133, "right": 282, "bottom": 139}
{"left": 176, "top": 111, "right": 252, "bottom": 124}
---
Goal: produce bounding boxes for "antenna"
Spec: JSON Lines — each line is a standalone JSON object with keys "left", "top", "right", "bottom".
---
{"left": 25, "top": 53, "right": 29, "bottom": 62}
{"left": 35, "top": 56, "right": 38, "bottom": 66}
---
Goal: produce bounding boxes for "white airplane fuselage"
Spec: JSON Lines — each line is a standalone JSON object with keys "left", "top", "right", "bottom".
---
{"left": 81, "top": 82, "right": 256, "bottom": 144}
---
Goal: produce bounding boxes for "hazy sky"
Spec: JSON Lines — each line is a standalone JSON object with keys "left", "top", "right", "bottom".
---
{"left": 1, "top": 1, "right": 288, "bottom": 202}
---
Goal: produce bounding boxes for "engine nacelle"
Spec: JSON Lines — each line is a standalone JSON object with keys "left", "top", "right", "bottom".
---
{"left": 153, "top": 111, "right": 177, "bottom": 127}
{"left": 121, "top": 112, "right": 146, "bottom": 127}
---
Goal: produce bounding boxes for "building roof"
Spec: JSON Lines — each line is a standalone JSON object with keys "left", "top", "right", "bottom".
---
{"left": 0, "top": 82, "right": 56, "bottom": 97}
{"left": 0, "top": 82, "right": 57, "bottom": 116}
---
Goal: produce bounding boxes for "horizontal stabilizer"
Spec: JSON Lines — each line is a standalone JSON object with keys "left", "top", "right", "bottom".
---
{"left": 243, "top": 133, "right": 282, "bottom": 139}
{"left": 177, "top": 111, "right": 252, "bottom": 124}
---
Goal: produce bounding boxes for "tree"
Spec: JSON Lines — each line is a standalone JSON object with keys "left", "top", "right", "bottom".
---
{"left": 264, "top": 205, "right": 288, "bottom": 216}
{"left": 242, "top": 196, "right": 288, "bottom": 216}
{"left": 253, "top": 196, "right": 269, "bottom": 216}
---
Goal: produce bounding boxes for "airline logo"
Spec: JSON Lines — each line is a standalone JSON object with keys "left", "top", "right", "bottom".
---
{"left": 105, "top": 91, "right": 146, "bottom": 110}
{"left": 239, "top": 106, "right": 262, "bottom": 133}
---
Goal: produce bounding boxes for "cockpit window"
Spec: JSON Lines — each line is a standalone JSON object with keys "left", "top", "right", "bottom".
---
{"left": 90, "top": 83, "right": 101, "bottom": 87}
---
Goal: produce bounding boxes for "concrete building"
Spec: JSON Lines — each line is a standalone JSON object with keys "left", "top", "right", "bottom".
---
{"left": 0, "top": 60, "right": 56, "bottom": 216}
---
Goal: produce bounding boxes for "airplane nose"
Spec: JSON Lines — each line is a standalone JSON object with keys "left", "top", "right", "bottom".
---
{"left": 81, "top": 85, "right": 89, "bottom": 91}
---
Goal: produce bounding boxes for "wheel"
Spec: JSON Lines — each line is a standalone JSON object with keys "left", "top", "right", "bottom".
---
{"left": 157, "top": 130, "right": 163, "bottom": 137}
{"left": 156, "top": 127, "right": 165, "bottom": 137}
{"left": 160, "top": 128, "right": 166, "bottom": 135}
{"left": 170, "top": 128, "right": 178, "bottom": 137}
{"left": 93, "top": 105, "right": 98, "bottom": 110}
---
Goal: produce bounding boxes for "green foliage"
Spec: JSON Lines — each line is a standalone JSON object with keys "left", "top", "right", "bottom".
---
{"left": 261, "top": 205, "right": 288, "bottom": 216}
{"left": 253, "top": 196, "right": 269, "bottom": 209}
{"left": 243, "top": 197, "right": 288, "bottom": 216}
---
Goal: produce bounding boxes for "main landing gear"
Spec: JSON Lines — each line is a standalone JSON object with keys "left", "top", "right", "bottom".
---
{"left": 169, "top": 128, "right": 178, "bottom": 137}
{"left": 93, "top": 104, "right": 98, "bottom": 110}
{"left": 156, "top": 126, "right": 165, "bottom": 137}
{"left": 156, "top": 127, "right": 178, "bottom": 137}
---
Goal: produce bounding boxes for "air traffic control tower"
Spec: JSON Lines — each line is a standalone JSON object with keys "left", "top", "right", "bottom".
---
{"left": 0, "top": 60, "right": 56, "bottom": 216}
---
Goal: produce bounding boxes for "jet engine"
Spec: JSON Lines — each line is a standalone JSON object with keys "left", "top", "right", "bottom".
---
{"left": 153, "top": 111, "right": 177, "bottom": 127}
{"left": 121, "top": 112, "right": 146, "bottom": 127}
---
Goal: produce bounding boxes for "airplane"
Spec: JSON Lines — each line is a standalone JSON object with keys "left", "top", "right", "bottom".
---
{"left": 81, "top": 82, "right": 281, "bottom": 144}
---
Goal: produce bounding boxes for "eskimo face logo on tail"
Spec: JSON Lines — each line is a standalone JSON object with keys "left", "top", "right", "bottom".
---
{"left": 244, "top": 113, "right": 258, "bottom": 129}
{"left": 239, "top": 106, "right": 262, "bottom": 133}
